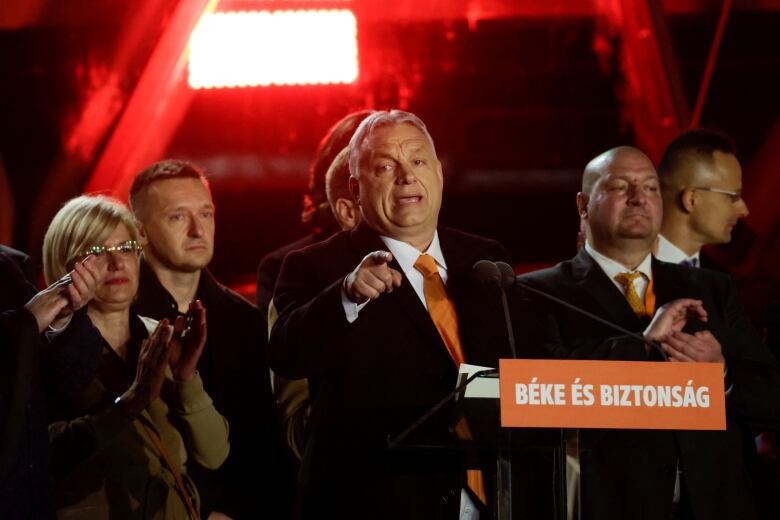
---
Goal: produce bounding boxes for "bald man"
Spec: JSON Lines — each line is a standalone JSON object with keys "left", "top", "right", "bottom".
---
{"left": 519, "top": 147, "right": 780, "bottom": 520}
{"left": 656, "top": 129, "right": 749, "bottom": 267}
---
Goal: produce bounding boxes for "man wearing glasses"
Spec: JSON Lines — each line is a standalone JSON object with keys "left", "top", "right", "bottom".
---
{"left": 655, "top": 129, "right": 749, "bottom": 268}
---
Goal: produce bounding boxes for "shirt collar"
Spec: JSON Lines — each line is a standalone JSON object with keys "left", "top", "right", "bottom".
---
{"left": 135, "top": 258, "right": 179, "bottom": 320}
{"left": 380, "top": 231, "right": 446, "bottom": 276}
{"left": 135, "top": 258, "right": 218, "bottom": 319}
{"left": 655, "top": 234, "right": 700, "bottom": 265}
{"left": 585, "top": 241, "right": 653, "bottom": 281}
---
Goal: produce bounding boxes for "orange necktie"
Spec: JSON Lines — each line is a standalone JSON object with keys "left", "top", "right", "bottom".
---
{"left": 414, "top": 254, "right": 465, "bottom": 366}
{"left": 414, "top": 254, "right": 486, "bottom": 506}
{"left": 614, "top": 272, "right": 656, "bottom": 317}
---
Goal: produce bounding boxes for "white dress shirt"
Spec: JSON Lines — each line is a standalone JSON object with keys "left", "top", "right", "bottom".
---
{"left": 585, "top": 241, "right": 653, "bottom": 302}
{"left": 656, "top": 234, "right": 700, "bottom": 267}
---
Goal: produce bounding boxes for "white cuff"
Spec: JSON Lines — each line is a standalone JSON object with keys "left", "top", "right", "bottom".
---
{"left": 341, "top": 288, "right": 369, "bottom": 323}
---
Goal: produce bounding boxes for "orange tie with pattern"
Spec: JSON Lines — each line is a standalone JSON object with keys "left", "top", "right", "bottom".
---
{"left": 614, "top": 271, "right": 655, "bottom": 317}
{"left": 414, "top": 254, "right": 486, "bottom": 506}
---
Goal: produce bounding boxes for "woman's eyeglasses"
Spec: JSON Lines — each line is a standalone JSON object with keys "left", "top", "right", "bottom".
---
{"left": 76, "top": 239, "right": 143, "bottom": 261}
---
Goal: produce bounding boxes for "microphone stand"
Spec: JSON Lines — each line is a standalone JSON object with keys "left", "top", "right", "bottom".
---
{"left": 490, "top": 260, "right": 667, "bottom": 362}
{"left": 473, "top": 259, "right": 518, "bottom": 359}
{"left": 510, "top": 277, "right": 668, "bottom": 361}
{"left": 498, "top": 284, "right": 518, "bottom": 360}
{"left": 387, "top": 368, "right": 497, "bottom": 449}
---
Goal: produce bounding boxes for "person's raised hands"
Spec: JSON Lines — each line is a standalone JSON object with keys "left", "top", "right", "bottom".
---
{"left": 168, "top": 300, "right": 207, "bottom": 382}
{"left": 117, "top": 319, "right": 172, "bottom": 418}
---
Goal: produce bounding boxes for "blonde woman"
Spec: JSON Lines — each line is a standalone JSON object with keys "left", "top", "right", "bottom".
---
{"left": 44, "top": 195, "right": 229, "bottom": 519}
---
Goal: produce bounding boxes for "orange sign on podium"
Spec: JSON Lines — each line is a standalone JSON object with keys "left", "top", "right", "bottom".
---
{"left": 499, "top": 359, "right": 726, "bottom": 430}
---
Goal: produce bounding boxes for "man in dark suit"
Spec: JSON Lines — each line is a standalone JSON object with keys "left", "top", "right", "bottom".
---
{"left": 269, "top": 110, "right": 540, "bottom": 519}
{"left": 520, "top": 146, "right": 780, "bottom": 520}
{"left": 655, "top": 129, "right": 749, "bottom": 269}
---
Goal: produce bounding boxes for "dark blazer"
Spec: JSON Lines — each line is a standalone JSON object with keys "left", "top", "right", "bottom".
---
{"left": 269, "top": 223, "right": 540, "bottom": 519}
{"left": 520, "top": 249, "right": 780, "bottom": 520}
{"left": 256, "top": 233, "right": 322, "bottom": 318}
{"left": 0, "top": 247, "right": 46, "bottom": 519}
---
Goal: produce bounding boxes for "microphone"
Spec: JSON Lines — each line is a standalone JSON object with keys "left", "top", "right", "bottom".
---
{"left": 496, "top": 261, "right": 517, "bottom": 289}
{"left": 472, "top": 260, "right": 517, "bottom": 359}
{"left": 472, "top": 259, "right": 502, "bottom": 286}
{"left": 492, "top": 261, "right": 668, "bottom": 361}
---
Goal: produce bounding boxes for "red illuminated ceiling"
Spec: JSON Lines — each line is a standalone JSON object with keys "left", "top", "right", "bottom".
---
{"left": 3, "top": 0, "right": 776, "bottom": 285}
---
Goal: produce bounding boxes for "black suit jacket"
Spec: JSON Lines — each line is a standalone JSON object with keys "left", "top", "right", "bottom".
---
{"left": 256, "top": 233, "right": 323, "bottom": 319}
{"left": 0, "top": 247, "right": 45, "bottom": 519}
{"left": 520, "top": 249, "right": 780, "bottom": 520}
{"left": 269, "top": 223, "right": 541, "bottom": 519}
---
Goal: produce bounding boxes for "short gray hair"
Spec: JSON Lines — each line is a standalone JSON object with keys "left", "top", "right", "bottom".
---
{"left": 347, "top": 110, "right": 436, "bottom": 179}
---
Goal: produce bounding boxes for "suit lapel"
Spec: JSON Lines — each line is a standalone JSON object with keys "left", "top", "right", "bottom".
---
{"left": 439, "top": 229, "right": 475, "bottom": 332}
{"left": 651, "top": 259, "right": 711, "bottom": 334}
{"left": 439, "top": 229, "right": 470, "bottom": 301}
{"left": 651, "top": 258, "right": 687, "bottom": 308}
{"left": 571, "top": 249, "right": 646, "bottom": 329}
{"left": 439, "top": 230, "right": 481, "bottom": 357}
{"left": 389, "top": 276, "right": 448, "bottom": 353}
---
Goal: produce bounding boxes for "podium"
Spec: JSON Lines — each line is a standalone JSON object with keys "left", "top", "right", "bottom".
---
{"left": 388, "top": 359, "right": 726, "bottom": 520}
{"left": 388, "top": 368, "right": 569, "bottom": 520}
{"left": 458, "top": 369, "right": 569, "bottom": 520}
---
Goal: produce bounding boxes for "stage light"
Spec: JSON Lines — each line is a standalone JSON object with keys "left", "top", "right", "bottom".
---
{"left": 188, "top": 9, "right": 358, "bottom": 89}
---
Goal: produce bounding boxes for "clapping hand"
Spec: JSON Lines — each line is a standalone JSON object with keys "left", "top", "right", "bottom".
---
{"left": 168, "top": 300, "right": 207, "bottom": 382}
{"left": 644, "top": 298, "right": 707, "bottom": 343}
{"left": 118, "top": 319, "right": 172, "bottom": 418}
{"left": 643, "top": 298, "right": 723, "bottom": 364}
{"left": 661, "top": 330, "right": 725, "bottom": 364}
